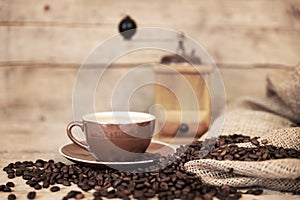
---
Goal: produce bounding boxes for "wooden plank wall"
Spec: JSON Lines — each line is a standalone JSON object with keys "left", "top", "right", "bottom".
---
{"left": 0, "top": 0, "right": 299, "bottom": 136}
{"left": 1, "top": 0, "right": 300, "bottom": 64}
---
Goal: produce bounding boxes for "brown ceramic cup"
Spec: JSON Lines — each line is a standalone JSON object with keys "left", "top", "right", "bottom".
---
{"left": 66, "top": 111, "right": 155, "bottom": 161}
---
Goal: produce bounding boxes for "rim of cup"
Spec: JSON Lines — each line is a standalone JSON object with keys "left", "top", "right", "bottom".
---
{"left": 82, "top": 111, "right": 155, "bottom": 124}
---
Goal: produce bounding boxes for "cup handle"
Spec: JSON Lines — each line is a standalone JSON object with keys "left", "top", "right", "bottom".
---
{"left": 66, "top": 121, "right": 89, "bottom": 150}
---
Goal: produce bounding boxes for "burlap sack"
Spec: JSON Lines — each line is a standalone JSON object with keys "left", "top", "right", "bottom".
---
{"left": 217, "top": 109, "right": 296, "bottom": 137}
{"left": 236, "top": 128, "right": 300, "bottom": 151}
{"left": 184, "top": 159, "right": 300, "bottom": 191}
{"left": 185, "top": 64, "right": 300, "bottom": 191}
{"left": 185, "top": 128, "right": 300, "bottom": 191}
{"left": 240, "top": 64, "right": 300, "bottom": 124}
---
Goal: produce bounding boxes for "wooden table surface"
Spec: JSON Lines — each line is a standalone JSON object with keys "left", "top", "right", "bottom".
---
{"left": 0, "top": 123, "right": 298, "bottom": 200}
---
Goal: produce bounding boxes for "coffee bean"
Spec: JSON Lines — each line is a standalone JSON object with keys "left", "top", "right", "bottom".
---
{"left": 238, "top": 150, "right": 246, "bottom": 155}
{"left": 62, "top": 180, "right": 71, "bottom": 186}
{"left": 34, "top": 184, "right": 42, "bottom": 190}
{"left": 50, "top": 186, "right": 60, "bottom": 192}
{"left": 15, "top": 169, "right": 23, "bottom": 177}
{"left": 81, "top": 184, "right": 91, "bottom": 191}
{"left": 245, "top": 189, "right": 254, "bottom": 194}
{"left": 7, "top": 194, "right": 16, "bottom": 200}
{"left": 66, "top": 190, "right": 81, "bottom": 198}
{"left": 8, "top": 173, "right": 15, "bottom": 179}
{"left": 261, "top": 139, "right": 268, "bottom": 144}
{"left": 3, "top": 186, "right": 12, "bottom": 192}
{"left": 94, "top": 185, "right": 101, "bottom": 191}
{"left": 5, "top": 168, "right": 14, "bottom": 174}
{"left": 175, "top": 171, "right": 185, "bottom": 179}
{"left": 220, "top": 185, "right": 230, "bottom": 194}
{"left": 107, "top": 189, "right": 117, "bottom": 198}
{"left": 203, "top": 193, "right": 213, "bottom": 200}
{"left": 248, "top": 154, "right": 258, "bottom": 159}
{"left": 220, "top": 150, "right": 227, "bottom": 157}
{"left": 42, "top": 181, "right": 50, "bottom": 188}
{"left": 27, "top": 191, "right": 36, "bottom": 199}
{"left": 183, "top": 185, "right": 192, "bottom": 193}
{"left": 152, "top": 182, "right": 159, "bottom": 192}
{"left": 262, "top": 153, "right": 269, "bottom": 160}
{"left": 177, "top": 179, "right": 185, "bottom": 185}
{"left": 160, "top": 182, "right": 169, "bottom": 191}
{"left": 56, "top": 179, "right": 63, "bottom": 184}
{"left": 93, "top": 191, "right": 101, "bottom": 197}
{"left": 22, "top": 174, "right": 32, "bottom": 180}
{"left": 255, "top": 151, "right": 262, "bottom": 156}
{"left": 235, "top": 192, "right": 243, "bottom": 198}
{"left": 0, "top": 184, "right": 5, "bottom": 191}
{"left": 35, "top": 159, "right": 44, "bottom": 168}
{"left": 292, "top": 190, "right": 300, "bottom": 195}
{"left": 87, "top": 180, "right": 96, "bottom": 187}
{"left": 275, "top": 153, "right": 284, "bottom": 158}
{"left": 250, "top": 138, "right": 260, "bottom": 146}
{"left": 133, "top": 190, "right": 143, "bottom": 198}
{"left": 144, "top": 190, "right": 156, "bottom": 198}
{"left": 6, "top": 182, "right": 15, "bottom": 187}
{"left": 25, "top": 161, "right": 34, "bottom": 167}
{"left": 233, "top": 154, "right": 240, "bottom": 159}
{"left": 253, "top": 189, "right": 263, "bottom": 195}
{"left": 53, "top": 168, "right": 60, "bottom": 173}
{"left": 224, "top": 154, "right": 234, "bottom": 160}
{"left": 135, "top": 183, "right": 144, "bottom": 190}
{"left": 75, "top": 193, "right": 85, "bottom": 199}
{"left": 3, "top": 167, "right": 11, "bottom": 172}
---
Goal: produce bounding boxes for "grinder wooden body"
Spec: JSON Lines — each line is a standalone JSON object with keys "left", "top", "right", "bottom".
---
{"left": 153, "top": 63, "right": 212, "bottom": 142}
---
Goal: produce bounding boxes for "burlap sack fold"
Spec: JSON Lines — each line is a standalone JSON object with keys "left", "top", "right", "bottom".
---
{"left": 240, "top": 65, "right": 300, "bottom": 125}
{"left": 184, "top": 163, "right": 300, "bottom": 191}
{"left": 185, "top": 64, "right": 300, "bottom": 191}
{"left": 186, "top": 158, "right": 300, "bottom": 180}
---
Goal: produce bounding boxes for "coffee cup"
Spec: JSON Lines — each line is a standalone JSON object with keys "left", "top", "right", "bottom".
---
{"left": 66, "top": 111, "right": 155, "bottom": 161}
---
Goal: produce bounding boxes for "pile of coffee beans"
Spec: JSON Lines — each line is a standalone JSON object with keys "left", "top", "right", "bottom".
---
{"left": 1, "top": 134, "right": 299, "bottom": 200}
{"left": 202, "top": 135, "right": 300, "bottom": 161}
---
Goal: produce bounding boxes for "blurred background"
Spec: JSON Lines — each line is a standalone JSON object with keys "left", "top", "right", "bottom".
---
{"left": 0, "top": 0, "right": 299, "bottom": 149}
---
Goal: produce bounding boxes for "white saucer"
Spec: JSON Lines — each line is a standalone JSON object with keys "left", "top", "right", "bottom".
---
{"left": 59, "top": 140, "right": 175, "bottom": 168}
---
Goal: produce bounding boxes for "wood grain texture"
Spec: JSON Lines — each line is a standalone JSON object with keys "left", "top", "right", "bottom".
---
{"left": 154, "top": 64, "right": 211, "bottom": 111}
{"left": 0, "top": 26, "right": 299, "bottom": 65}
{"left": 220, "top": 68, "right": 269, "bottom": 105}
{"left": 1, "top": 0, "right": 300, "bottom": 29}
{"left": 0, "top": 65, "right": 156, "bottom": 123}
{"left": 0, "top": 0, "right": 299, "bottom": 65}
{"left": 0, "top": 65, "right": 280, "bottom": 131}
